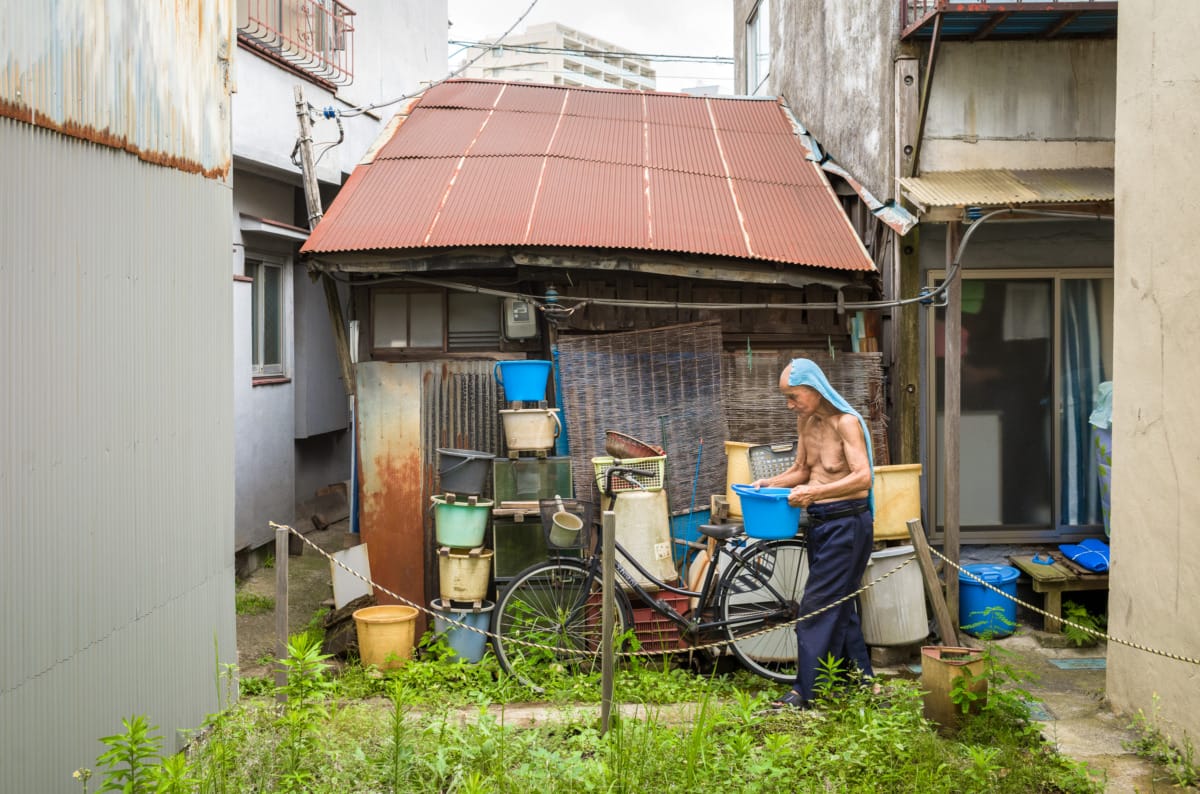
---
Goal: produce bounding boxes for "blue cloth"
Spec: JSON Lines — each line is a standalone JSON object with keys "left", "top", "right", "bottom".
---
{"left": 1058, "top": 538, "right": 1110, "bottom": 572}
{"left": 787, "top": 358, "right": 874, "bottom": 503}
{"left": 793, "top": 501, "right": 874, "bottom": 702}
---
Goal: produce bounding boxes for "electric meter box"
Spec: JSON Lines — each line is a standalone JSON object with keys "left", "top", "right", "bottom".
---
{"left": 502, "top": 297, "right": 539, "bottom": 340}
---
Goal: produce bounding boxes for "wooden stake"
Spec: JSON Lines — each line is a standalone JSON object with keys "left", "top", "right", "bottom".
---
{"left": 600, "top": 510, "right": 616, "bottom": 735}
{"left": 907, "top": 518, "right": 957, "bottom": 646}
{"left": 275, "top": 525, "right": 290, "bottom": 702}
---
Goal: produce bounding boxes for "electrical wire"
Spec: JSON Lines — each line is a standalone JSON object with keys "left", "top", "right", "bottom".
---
{"left": 338, "top": 0, "right": 541, "bottom": 118}
{"left": 319, "top": 208, "right": 1111, "bottom": 313}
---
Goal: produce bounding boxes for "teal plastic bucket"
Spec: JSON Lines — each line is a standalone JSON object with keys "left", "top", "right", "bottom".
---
{"left": 431, "top": 599, "right": 494, "bottom": 663}
{"left": 494, "top": 360, "right": 553, "bottom": 402}
{"left": 958, "top": 564, "right": 1020, "bottom": 638}
{"left": 432, "top": 496, "right": 493, "bottom": 548}
{"left": 730, "top": 484, "right": 802, "bottom": 539}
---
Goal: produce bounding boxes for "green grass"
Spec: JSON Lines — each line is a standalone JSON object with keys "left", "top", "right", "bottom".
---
{"left": 165, "top": 639, "right": 1102, "bottom": 793}
{"left": 235, "top": 591, "right": 276, "bottom": 616}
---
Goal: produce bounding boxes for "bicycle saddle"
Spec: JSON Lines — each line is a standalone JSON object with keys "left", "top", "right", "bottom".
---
{"left": 699, "top": 523, "right": 744, "bottom": 541}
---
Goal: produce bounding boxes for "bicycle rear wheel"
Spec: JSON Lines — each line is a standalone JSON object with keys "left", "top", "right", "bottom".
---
{"left": 492, "top": 559, "right": 632, "bottom": 688}
{"left": 717, "top": 538, "right": 809, "bottom": 683}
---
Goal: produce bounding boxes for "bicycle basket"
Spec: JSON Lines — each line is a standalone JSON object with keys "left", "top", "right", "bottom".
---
{"left": 591, "top": 455, "right": 666, "bottom": 494}
{"left": 747, "top": 441, "right": 797, "bottom": 481}
{"left": 539, "top": 498, "right": 595, "bottom": 551}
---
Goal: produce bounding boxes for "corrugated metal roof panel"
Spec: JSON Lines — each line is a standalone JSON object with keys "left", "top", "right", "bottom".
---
{"left": 899, "top": 168, "right": 1114, "bottom": 208}
{"left": 376, "top": 108, "right": 490, "bottom": 158}
{"left": 303, "top": 79, "right": 875, "bottom": 271}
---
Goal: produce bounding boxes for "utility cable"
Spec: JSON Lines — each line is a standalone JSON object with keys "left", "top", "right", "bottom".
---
{"left": 338, "top": 0, "right": 541, "bottom": 118}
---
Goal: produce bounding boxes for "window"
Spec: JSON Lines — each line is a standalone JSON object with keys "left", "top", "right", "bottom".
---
{"left": 746, "top": 0, "right": 770, "bottom": 96}
{"left": 929, "top": 272, "right": 1114, "bottom": 539}
{"left": 247, "top": 257, "right": 286, "bottom": 377}
{"left": 372, "top": 290, "right": 502, "bottom": 353}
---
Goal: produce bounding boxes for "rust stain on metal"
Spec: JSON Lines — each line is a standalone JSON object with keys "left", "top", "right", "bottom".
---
{"left": 0, "top": 97, "right": 230, "bottom": 180}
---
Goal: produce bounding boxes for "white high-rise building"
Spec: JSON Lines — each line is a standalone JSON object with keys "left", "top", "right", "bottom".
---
{"left": 461, "top": 22, "right": 656, "bottom": 90}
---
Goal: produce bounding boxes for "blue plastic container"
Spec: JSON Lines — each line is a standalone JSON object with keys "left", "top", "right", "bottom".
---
{"left": 494, "top": 360, "right": 553, "bottom": 402}
{"left": 958, "top": 564, "right": 1020, "bottom": 638}
{"left": 730, "top": 484, "right": 802, "bottom": 539}
{"left": 670, "top": 509, "right": 711, "bottom": 566}
{"left": 430, "top": 599, "right": 495, "bottom": 663}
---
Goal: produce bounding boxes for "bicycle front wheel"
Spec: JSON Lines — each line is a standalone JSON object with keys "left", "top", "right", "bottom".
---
{"left": 492, "top": 560, "right": 632, "bottom": 687}
{"left": 717, "top": 538, "right": 809, "bottom": 683}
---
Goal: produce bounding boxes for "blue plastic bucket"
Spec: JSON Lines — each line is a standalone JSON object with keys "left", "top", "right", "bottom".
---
{"left": 730, "top": 484, "right": 802, "bottom": 539}
{"left": 430, "top": 599, "right": 495, "bottom": 663}
{"left": 958, "top": 564, "right": 1020, "bottom": 638}
{"left": 494, "top": 360, "right": 553, "bottom": 402}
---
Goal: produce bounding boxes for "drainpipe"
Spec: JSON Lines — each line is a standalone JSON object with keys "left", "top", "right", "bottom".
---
{"left": 545, "top": 286, "right": 571, "bottom": 458}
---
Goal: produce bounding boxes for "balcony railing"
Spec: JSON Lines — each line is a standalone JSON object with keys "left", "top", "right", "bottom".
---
{"left": 239, "top": 0, "right": 355, "bottom": 86}
{"left": 901, "top": 1, "right": 1118, "bottom": 41}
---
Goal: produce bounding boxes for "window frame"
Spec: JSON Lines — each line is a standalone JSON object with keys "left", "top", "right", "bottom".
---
{"left": 247, "top": 254, "right": 287, "bottom": 379}
{"left": 369, "top": 288, "right": 504, "bottom": 357}
{"left": 746, "top": 0, "right": 771, "bottom": 96}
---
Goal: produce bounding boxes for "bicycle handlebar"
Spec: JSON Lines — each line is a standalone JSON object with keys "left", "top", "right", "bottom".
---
{"left": 603, "top": 466, "right": 651, "bottom": 498}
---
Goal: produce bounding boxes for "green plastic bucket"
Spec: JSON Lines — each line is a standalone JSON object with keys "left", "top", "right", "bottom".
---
{"left": 432, "top": 496, "right": 493, "bottom": 548}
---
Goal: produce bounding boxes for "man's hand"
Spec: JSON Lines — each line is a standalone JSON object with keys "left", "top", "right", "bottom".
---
{"left": 788, "top": 485, "right": 819, "bottom": 508}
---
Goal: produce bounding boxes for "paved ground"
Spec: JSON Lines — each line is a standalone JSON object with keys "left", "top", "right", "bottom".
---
{"left": 235, "top": 525, "right": 1181, "bottom": 792}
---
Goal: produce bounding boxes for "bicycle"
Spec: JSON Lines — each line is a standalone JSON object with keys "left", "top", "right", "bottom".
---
{"left": 491, "top": 466, "right": 810, "bottom": 687}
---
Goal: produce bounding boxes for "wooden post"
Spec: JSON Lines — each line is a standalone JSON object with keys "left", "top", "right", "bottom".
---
{"left": 275, "top": 524, "right": 290, "bottom": 702}
{"left": 907, "top": 519, "right": 957, "bottom": 646}
{"left": 600, "top": 510, "right": 616, "bottom": 735}
{"left": 943, "top": 222, "right": 962, "bottom": 626}
{"left": 894, "top": 56, "right": 922, "bottom": 466}
{"left": 294, "top": 84, "right": 356, "bottom": 397}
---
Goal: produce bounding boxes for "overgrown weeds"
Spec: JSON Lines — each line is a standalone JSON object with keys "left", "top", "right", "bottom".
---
{"left": 1124, "top": 694, "right": 1200, "bottom": 788}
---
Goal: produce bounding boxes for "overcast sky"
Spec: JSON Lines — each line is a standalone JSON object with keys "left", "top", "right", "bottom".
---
{"left": 446, "top": 0, "right": 735, "bottom": 93}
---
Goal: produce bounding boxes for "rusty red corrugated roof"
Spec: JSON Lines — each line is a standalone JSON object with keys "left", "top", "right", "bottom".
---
{"left": 302, "top": 79, "right": 874, "bottom": 272}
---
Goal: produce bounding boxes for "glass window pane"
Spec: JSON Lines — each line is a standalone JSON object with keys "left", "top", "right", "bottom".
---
{"left": 372, "top": 292, "right": 409, "bottom": 347}
{"left": 262, "top": 265, "right": 281, "bottom": 367}
{"left": 409, "top": 292, "right": 444, "bottom": 347}
{"left": 936, "top": 278, "right": 1053, "bottom": 527}
{"left": 249, "top": 263, "right": 261, "bottom": 368}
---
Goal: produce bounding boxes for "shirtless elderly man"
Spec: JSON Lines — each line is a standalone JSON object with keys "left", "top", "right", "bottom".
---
{"left": 751, "top": 358, "right": 875, "bottom": 709}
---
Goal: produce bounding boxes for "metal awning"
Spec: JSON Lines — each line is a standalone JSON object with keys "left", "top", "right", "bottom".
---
{"left": 899, "top": 168, "right": 1113, "bottom": 212}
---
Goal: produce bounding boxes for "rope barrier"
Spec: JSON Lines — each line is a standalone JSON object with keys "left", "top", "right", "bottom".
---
{"left": 929, "top": 547, "right": 1200, "bottom": 667}
{"left": 270, "top": 522, "right": 913, "bottom": 660}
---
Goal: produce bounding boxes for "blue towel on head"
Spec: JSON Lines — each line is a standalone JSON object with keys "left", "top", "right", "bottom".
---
{"left": 787, "top": 358, "right": 874, "bottom": 508}
{"left": 1057, "top": 539, "right": 1110, "bottom": 572}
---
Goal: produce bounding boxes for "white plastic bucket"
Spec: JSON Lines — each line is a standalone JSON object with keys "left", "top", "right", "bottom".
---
{"left": 859, "top": 544, "right": 929, "bottom": 646}
{"left": 500, "top": 408, "right": 561, "bottom": 452}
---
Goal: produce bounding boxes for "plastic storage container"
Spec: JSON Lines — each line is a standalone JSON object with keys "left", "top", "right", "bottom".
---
{"left": 730, "top": 484, "right": 802, "bottom": 539}
{"left": 724, "top": 441, "right": 754, "bottom": 517}
{"left": 613, "top": 489, "right": 676, "bottom": 590}
{"left": 958, "top": 564, "right": 1020, "bottom": 638}
{"left": 494, "top": 360, "right": 553, "bottom": 402}
{"left": 859, "top": 545, "right": 929, "bottom": 646}
{"left": 872, "top": 464, "right": 922, "bottom": 541}
{"left": 353, "top": 605, "right": 418, "bottom": 670}
{"left": 431, "top": 496, "right": 493, "bottom": 549}
{"left": 437, "top": 546, "right": 493, "bottom": 603}
{"left": 500, "top": 408, "right": 561, "bottom": 452}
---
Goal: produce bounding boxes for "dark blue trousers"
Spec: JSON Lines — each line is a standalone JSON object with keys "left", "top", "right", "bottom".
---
{"left": 793, "top": 499, "right": 874, "bottom": 702}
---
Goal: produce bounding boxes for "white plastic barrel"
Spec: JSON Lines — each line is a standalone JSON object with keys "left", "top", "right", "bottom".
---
{"left": 859, "top": 544, "right": 930, "bottom": 646}
{"left": 612, "top": 489, "right": 676, "bottom": 590}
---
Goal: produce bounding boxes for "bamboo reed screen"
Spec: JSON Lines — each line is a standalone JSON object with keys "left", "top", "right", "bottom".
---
{"left": 556, "top": 322, "right": 729, "bottom": 515}
{"left": 722, "top": 351, "right": 890, "bottom": 466}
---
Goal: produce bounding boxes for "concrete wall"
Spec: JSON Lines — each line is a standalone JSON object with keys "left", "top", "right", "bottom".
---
{"left": 733, "top": 0, "right": 900, "bottom": 200}
{"left": 923, "top": 40, "right": 1116, "bottom": 172}
{"left": 1107, "top": 2, "right": 1200, "bottom": 744}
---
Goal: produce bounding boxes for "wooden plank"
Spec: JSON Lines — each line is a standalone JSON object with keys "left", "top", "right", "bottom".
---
{"left": 943, "top": 222, "right": 962, "bottom": 624}
{"left": 907, "top": 518, "right": 957, "bottom": 646}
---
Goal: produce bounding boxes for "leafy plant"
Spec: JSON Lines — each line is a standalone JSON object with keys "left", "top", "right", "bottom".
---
{"left": 1125, "top": 694, "right": 1200, "bottom": 787}
{"left": 235, "top": 590, "right": 275, "bottom": 616}
{"left": 1061, "top": 600, "right": 1106, "bottom": 647}
{"left": 276, "top": 631, "right": 335, "bottom": 792}
{"left": 95, "top": 715, "right": 162, "bottom": 793}
{"left": 960, "top": 604, "right": 1017, "bottom": 641}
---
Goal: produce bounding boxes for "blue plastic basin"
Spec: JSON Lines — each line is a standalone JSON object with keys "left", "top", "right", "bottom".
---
{"left": 730, "top": 484, "right": 802, "bottom": 539}
{"left": 494, "top": 360, "right": 553, "bottom": 402}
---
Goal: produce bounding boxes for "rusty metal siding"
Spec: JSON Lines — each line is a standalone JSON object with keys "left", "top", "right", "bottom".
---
{"left": 302, "top": 79, "right": 876, "bottom": 273}
{"left": 356, "top": 360, "right": 503, "bottom": 630}
{"left": 0, "top": 0, "right": 233, "bottom": 178}
{"left": 0, "top": 118, "right": 234, "bottom": 792}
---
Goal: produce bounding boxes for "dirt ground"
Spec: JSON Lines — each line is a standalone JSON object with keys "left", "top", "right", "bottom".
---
{"left": 235, "top": 520, "right": 353, "bottom": 678}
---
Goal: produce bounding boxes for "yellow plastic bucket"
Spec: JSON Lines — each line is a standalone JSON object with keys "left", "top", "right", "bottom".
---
{"left": 724, "top": 441, "right": 754, "bottom": 517}
{"left": 353, "top": 605, "right": 418, "bottom": 669}
{"left": 872, "top": 464, "right": 922, "bottom": 540}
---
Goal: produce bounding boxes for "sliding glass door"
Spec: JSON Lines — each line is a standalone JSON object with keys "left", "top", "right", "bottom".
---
{"left": 930, "top": 271, "right": 1113, "bottom": 539}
